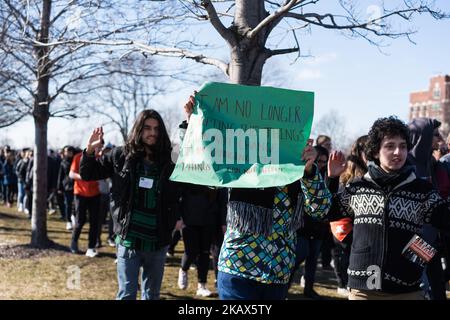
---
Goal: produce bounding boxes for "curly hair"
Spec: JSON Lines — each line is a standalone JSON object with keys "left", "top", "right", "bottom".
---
{"left": 365, "top": 116, "right": 411, "bottom": 162}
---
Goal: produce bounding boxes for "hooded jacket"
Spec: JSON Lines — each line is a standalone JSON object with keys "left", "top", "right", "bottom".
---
{"left": 408, "top": 117, "right": 441, "bottom": 181}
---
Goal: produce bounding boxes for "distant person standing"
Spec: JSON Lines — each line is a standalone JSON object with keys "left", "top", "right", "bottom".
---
{"left": 315, "top": 134, "right": 334, "bottom": 270}
{"left": 69, "top": 151, "right": 101, "bottom": 257}
{"left": 57, "top": 146, "right": 75, "bottom": 230}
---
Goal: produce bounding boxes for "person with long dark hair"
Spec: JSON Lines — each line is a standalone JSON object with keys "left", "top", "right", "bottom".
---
{"left": 328, "top": 135, "right": 368, "bottom": 297}
{"left": 79, "top": 109, "right": 182, "bottom": 300}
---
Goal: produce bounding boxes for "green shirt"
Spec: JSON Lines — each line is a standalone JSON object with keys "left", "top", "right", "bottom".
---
{"left": 116, "top": 160, "right": 160, "bottom": 251}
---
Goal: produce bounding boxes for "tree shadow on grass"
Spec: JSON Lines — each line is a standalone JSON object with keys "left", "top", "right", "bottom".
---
{"left": 0, "top": 240, "right": 71, "bottom": 259}
{"left": 0, "top": 211, "right": 25, "bottom": 221}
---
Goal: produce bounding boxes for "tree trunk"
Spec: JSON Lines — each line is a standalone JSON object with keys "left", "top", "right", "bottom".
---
{"left": 229, "top": 0, "right": 269, "bottom": 85}
{"left": 31, "top": 0, "right": 52, "bottom": 248}
{"left": 229, "top": 47, "right": 268, "bottom": 85}
{"left": 31, "top": 113, "right": 50, "bottom": 247}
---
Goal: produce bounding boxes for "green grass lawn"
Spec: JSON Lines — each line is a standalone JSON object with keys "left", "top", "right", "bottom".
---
{"left": 0, "top": 204, "right": 345, "bottom": 300}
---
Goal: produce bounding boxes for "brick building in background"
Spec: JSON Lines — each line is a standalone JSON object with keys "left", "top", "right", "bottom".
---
{"left": 409, "top": 75, "right": 450, "bottom": 136}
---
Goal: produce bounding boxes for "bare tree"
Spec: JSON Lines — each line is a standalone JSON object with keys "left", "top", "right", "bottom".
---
{"left": 92, "top": 54, "right": 171, "bottom": 142}
{"left": 98, "top": 0, "right": 448, "bottom": 86}
{"left": 0, "top": 0, "right": 179, "bottom": 247}
{"left": 311, "top": 110, "right": 355, "bottom": 152}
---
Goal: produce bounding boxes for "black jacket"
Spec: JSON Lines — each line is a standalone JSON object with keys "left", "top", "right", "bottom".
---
{"left": 179, "top": 183, "right": 227, "bottom": 226}
{"left": 57, "top": 158, "right": 74, "bottom": 192}
{"left": 25, "top": 157, "right": 57, "bottom": 192}
{"left": 329, "top": 171, "right": 450, "bottom": 293}
{"left": 15, "top": 158, "right": 28, "bottom": 183}
{"left": 79, "top": 147, "right": 181, "bottom": 248}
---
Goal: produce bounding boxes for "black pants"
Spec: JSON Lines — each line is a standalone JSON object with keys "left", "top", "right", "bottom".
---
{"left": 426, "top": 250, "right": 447, "bottom": 300}
{"left": 331, "top": 233, "right": 352, "bottom": 288}
{"left": 210, "top": 225, "right": 225, "bottom": 281}
{"left": 97, "top": 193, "right": 110, "bottom": 244}
{"left": 4, "top": 183, "right": 17, "bottom": 204}
{"left": 71, "top": 194, "right": 101, "bottom": 249}
{"left": 320, "top": 229, "right": 334, "bottom": 267}
{"left": 181, "top": 225, "right": 213, "bottom": 284}
{"left": 56, "top": 192, "right": 65, "bottom": 219}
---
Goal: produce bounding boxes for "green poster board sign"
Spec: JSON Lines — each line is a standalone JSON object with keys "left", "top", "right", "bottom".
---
{"left": 170, "top": 82, "right": 314, "bottom": 188}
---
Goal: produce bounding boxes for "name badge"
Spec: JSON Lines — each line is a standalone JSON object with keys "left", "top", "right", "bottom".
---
{"left": 139, "top": 177, "right": 154, "bottom": 189}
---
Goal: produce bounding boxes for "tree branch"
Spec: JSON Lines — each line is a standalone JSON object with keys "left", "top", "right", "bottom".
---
{"left": 4, "top": 0, "right": 39, "bottom": 34}
{"left": 247, "top": 0, "right": 301, "bottom": 40}
{"left": 268, "top": 47, "right": 299, "bottom": 57}
{"left": 201, "top": 0, "right": 236, "bottom": 46}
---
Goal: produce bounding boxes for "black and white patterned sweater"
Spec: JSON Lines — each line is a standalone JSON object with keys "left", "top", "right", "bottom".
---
{"left": 329, "top": 172, "right": 450, "bottom": 293}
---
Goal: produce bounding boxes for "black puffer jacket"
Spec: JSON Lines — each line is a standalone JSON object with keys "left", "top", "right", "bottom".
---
{"left": 79, "top": 147, "right": 181, "bottom": 248}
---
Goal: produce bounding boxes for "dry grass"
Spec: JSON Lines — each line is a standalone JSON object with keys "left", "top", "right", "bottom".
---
{"left": 0, "top": 204, "right": 344, "bottom": 300}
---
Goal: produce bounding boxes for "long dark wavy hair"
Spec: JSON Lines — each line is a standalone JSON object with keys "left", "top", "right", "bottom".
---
{"left": 124, "top": 109, "right": 172, "bottom": 164}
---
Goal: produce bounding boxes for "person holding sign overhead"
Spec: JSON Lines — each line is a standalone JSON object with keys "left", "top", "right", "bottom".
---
{"left": 79, "top": 110, "right": 183, "bottom": 300}
{"left": 182, "top": 92, "right": 332, "bottom": 300}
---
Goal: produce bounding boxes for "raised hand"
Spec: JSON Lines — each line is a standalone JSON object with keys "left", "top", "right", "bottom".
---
{"left": 328, "top": 150, "right": 347, "bottom": 178}
{"left": 302, "top": 139, "right": 317, "bottom": 176}
{"left": 183, "top": 91, "right": 197, "bottom": 122}
{"left": 86, "top": 127, "right": 104, "bottom": 155}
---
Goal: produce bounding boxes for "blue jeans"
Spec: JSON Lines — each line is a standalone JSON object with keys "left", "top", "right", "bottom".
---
{"left": 294, "top": 236, "right": 322, "bottom": 289}
{"left": 116, "top": 243, "right": 168, "bottom": 300}
{"left": 17, "top": 182, "right": 25, "bottom": 208}
{"left": 217, "top": 271, "right": 288, "bottom": 300}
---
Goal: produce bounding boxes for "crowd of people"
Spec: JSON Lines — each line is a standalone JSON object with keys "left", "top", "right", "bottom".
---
{"left": 1, "top": 95, "right": 450, "bottom": 301}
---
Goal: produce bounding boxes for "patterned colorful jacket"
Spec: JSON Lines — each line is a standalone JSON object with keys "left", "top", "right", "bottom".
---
{"left": 218, "top": 169, "right": 331, "bottom": 284}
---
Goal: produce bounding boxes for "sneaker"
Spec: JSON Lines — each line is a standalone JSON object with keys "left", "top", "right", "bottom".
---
{"left": 107, "top": 239, "right": 116, "bottom": 247}
{"left": 66, "top": 222, "right": 73, "bottom": 230}
{"left": 24, "top": 208, "right": 30, "bottom": 215}
{"left": 70, "top": 215, "right": 76, "bottom": 227}
{"left": 48, "top": 208, "right": 56, "bottom": 215}
{"left": 337, "top": 287, "right": 349, "bottom": 297}
{"left": 178, "top": 269, "right": 188, "bottom": 290}
{"left": 18, "top": 204, "right": 23, "bottom": 212}
{"left": 196, "top": 283, "right": 212, "bottom": 297}
{"left": 300, "top": 275, "right": 305, "bottom": 288}
{"left": 85, "top": 248, "right": 98, "bottom": 258}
